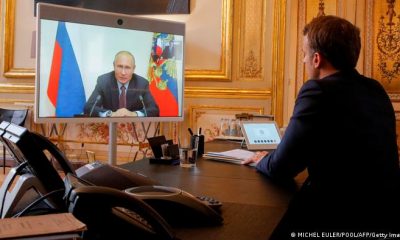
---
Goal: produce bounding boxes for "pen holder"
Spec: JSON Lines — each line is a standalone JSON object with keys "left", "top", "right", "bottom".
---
{"left": 190, "top": 135, "right": 204, "bottom": 157}
{"left": 197, "top": 135, "right": 204, "bottom": 157}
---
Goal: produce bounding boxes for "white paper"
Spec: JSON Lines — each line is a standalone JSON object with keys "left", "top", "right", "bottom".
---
{"left": 205, "top": 149, "right": 255, "bottom": 160}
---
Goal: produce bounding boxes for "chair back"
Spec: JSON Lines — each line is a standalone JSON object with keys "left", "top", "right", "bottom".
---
{"left": 0, "top": 108, "right": 28, "bottom": 126}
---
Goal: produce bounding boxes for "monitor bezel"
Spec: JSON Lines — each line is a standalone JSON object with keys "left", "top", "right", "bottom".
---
{"left": 35, "top": 2, "right": 185, "bottom": 123}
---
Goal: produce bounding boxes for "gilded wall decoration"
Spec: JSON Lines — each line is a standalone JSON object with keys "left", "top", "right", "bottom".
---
{"left": 376, "top": 0, "right": 400, "bottom": 85}
{"left": 3, "top": 0, "right": 35, "bottom": 78}
{"left": 317, "top": 0, "right": 326, "bottom": 17}
{"left": 240, "top": 50, "right": 262, "bottom": 78}
{"left": 373, "top": 0, "right": 400, "bottom": 93}
{"left": 4, "top": 0, "right": 232, "bottom": 81}
{"left": 237, "top": 0, "right": 265, "bottom": 81}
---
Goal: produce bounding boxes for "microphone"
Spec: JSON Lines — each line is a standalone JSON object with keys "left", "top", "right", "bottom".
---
{"left": 139, "top": 95, "right": 147, "bottom": 117}
{"left": 89, "top": 95, "right": 101, "bottom": 117}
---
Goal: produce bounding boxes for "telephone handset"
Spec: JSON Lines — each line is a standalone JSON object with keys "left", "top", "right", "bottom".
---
{"left": 30, "top": 132, "right": 76, "bottom": 175}
{"left": 65, "top": 174, "right": 176, "bottom": 240}
{"left": 0, "top": 123, "right": 75, "bottom": 211}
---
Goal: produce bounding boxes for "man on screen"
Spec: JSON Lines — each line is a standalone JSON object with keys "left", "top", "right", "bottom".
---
{"left": 84, "top": 51, "right": 159, "bottom": 117}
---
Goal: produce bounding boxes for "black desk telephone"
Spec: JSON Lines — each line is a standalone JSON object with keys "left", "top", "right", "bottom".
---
{"left": 65, "top": 174, "right": 175, "bottom": 240}
{"left": 0, "top": 122, "right": 223, "bottom": 239}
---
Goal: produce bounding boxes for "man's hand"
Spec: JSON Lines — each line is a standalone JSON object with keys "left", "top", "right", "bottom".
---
{"left": 241, "top": 151, "right": 268, "bottom": 165}
{"left": 111, "top": 108, "right": 138, "bottom": 117}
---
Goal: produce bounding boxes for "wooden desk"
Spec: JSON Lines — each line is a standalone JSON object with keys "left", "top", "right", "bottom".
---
{"left": 120, "top": 140, "right": 301, "bottom": 240}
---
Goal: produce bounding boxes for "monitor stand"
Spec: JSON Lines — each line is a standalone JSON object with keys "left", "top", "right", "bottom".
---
{"left": 107, "top": 122, "right": 162, "bottom": 165}
{"left": 109, "top": 122, "right": 117, "bottom": 165}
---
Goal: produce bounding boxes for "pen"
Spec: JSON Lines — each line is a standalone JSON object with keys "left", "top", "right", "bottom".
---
{"left": 188, "top": 128, "right": 194, "bottom": 136}
{"left": 199, "top": 127, "right": 202, "bottom": 135}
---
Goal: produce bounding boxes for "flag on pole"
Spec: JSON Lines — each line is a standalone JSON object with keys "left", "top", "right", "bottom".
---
{"left": 47, "top": 22, "right": 85, "bottom": 117}
{"left": 147, "top": 33, "right": 179, "bottom": 117}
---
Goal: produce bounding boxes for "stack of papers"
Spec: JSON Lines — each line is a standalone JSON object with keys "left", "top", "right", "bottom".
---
{"left": 203, "top": 149, "right": 255, "bottom": 165}
{"left": 0, "top": 213, "right": 86, "bottom": 239}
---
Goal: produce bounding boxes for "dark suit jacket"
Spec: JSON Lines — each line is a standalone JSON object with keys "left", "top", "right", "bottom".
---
{"left": 257, "top": 69, "right": 400, "bottom": 235}
{"left": 84, "top": 72, "right": 159, "bottom": 117}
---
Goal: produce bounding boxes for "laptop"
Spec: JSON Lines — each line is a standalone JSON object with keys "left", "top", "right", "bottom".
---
{"left": 240, "top": 121, "right": 281, "bottom": 150}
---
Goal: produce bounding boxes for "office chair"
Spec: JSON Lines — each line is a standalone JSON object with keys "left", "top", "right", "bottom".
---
{"left": 0, "top": 108, "right": 28, "bottom": 174}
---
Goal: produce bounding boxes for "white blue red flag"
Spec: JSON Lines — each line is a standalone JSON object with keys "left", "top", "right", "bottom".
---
{"left": 47, "top": 22, "right": 85, "bottom": 117}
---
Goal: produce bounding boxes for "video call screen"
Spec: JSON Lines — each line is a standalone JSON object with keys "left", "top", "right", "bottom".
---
{"left": 36, "top": 8, "right": 184, "bottom": 123}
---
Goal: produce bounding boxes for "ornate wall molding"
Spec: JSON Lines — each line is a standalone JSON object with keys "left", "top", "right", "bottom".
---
{"left": 376, "top": 0, "right": 400, "bottom": 84}
{"left": 184, "top": 87, "right": 271, "bottom": 99}
{"left": 389, "top": 93, "right": 400, "bottom": 102}
{"left": 296, "top": 0, "right": 307, "bottom": 96}
{"left": 0, "top": 98, "right": 33, "bottom": 104}
{"left": 0, "top": 84, "right": 34, "bottom": 93}
{"left": 3, "top": 0, "right": 35, "bottom": 79}
{"left": 364, "top": 0, "right": 374, "bottom": 77}
{"left": 185, "top": 0, "right": 233, "bottom": 81}
{"left": 372, "top": 0, "right": 400, "bottom": 94}
{"left": 240, "top": 50, "right": 262, "bottom": 78}
{"left": 237, "top": 0, "right": 265, "bottom": 81}
{"left": 4, "top": 0, "right": 233, "bottom": 82}
{"left": 271, "top": 0, "right": 287, "bottom": 127}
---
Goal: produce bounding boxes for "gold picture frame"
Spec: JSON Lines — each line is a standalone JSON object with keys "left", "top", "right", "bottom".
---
{"left": 185, "top": 0, "right": 233, "bottom": 81}
{"left": 3, "top": 0, "right": 35, "bottom": 78}
{"left": 3, "top": 0, "right": 233, "bottom": 81}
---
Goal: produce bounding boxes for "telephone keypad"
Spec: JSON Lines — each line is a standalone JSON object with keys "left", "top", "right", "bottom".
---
{"left": 196, "top": 196, "right": 222, "bottom": 210}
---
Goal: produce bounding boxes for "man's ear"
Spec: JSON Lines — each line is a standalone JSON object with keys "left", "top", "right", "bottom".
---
{"left": 313, "top": 52, "right": 322, "bottom": 69}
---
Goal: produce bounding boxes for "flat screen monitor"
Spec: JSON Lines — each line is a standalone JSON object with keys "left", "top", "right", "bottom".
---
{"left": 35, "top": 3, "right": 185, "bottom": 123}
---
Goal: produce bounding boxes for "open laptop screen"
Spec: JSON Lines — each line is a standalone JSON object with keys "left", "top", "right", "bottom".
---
{"left": 240, "top": 121, "right": 281, "bottom": 150}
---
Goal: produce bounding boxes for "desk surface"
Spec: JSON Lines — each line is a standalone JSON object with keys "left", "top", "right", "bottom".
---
{"left": 120, "top": 140, "right": 302, "bottom": 240}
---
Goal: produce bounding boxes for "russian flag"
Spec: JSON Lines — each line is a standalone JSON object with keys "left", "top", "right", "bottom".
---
{"left": 47, "top": 22, "right": 85, "bottom": 117}
{"left": 147, "top": 33, "right": 179, "bottom": 116}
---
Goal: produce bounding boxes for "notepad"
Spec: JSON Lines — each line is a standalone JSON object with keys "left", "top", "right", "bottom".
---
{"left": 0, "top": 213, "right": 86, "bottom": 239}
{"left": 203, "top": 149, "right": 256, "bottom": 166}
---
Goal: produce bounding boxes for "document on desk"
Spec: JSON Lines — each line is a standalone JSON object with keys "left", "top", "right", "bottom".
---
{"left": 0, "top": 213, "right": 86, "bottom": 239}
{"left": 203, "top": 149, "right": 255, "bottom": 165}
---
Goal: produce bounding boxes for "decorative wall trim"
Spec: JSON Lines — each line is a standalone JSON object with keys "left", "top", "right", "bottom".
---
{"left": 337, "top": 0, "right": 344, "bottom": 17}
{"left": 0, "top": 98, "right": 33, "bottom": 104}
{"left": 185, "top": 0, "right": 233, "bottom": 81}
{"left": 0, "top": 84, "right": 34, "bottom": 93}
{"left": 3, "top": 0, "right": 35, "bottom": 79}
{"left": 371, "top": 0, "right": 400, "bottom": 94}
{"left": 375, "top": 0, "right": 400, "bottom": 84}
{"left": 4, "top": 0, "right": 233, "bottom": 82}
{"left": 389, "top": 93, "right": 400, "bottom": 102}
{"left": 296, "top": 0, "right": 306, "bottom": 96}
{"left": 271, "top": 0, "right": 286, "bottom": 127}
{"left": 364, "top": 0, "right": 373, "bottom": 77}
{"left": 237, "top": 0, "right": 265, "bottom": 81}
{"left": 240, "top": 50, "right": 262, "bottom": 79}
{"left": 184, "top": 87, "right": 271, "bottom": 99}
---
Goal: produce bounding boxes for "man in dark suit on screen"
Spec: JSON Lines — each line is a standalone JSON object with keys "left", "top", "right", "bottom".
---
{"left": 84, "top": 51, "right": 159, "bottom": 117}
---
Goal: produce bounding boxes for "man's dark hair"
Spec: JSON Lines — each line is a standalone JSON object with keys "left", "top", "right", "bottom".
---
{"left": 303, "top": 15, "right": 361, "bottom": 71}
